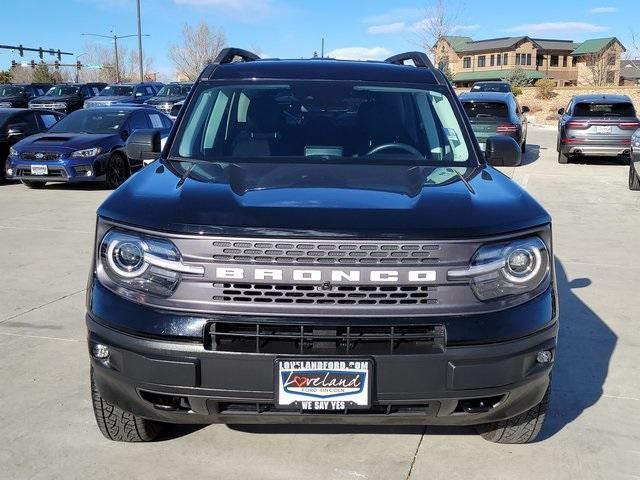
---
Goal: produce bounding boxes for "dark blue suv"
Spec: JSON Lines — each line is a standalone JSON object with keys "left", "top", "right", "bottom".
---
{"left": 86, "top": 48, "right": 557, "bottom": 444}
{"left": 84, "top": 82, "right": 163, "bottom": 108}
{"left": 6, "top": 106, "right": 172, "bottom": 188}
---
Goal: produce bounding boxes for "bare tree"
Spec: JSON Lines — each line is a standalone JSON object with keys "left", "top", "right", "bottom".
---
{"left": 79, "top": 42, "right": 154, "bottom": 83}
{"left": 416, "top": 0, "right": 464, "bottom": 54}
{"left": 582, "top": 53, "right": 615, "bottom": 86}
{"left": 168, "top": 22, "right": 226, "bottom": 81}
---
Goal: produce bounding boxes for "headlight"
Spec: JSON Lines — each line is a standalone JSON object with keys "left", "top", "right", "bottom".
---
{"left": 71, "top": 147, "right": 102, "bottom": 158}
{"left": 9, "top": 147, "right": 18, "bottom": 157}
{"left": 448, "top": 236, "right": 550, "bottom": 301}
{"left": 52, "top": 102, "right": 67, "bottom": 109}
{"left": 0, "top": 102, "right": 12, "bottom": 108}
{"left": 97, "top": 228, "right": 203, "bottom": 298}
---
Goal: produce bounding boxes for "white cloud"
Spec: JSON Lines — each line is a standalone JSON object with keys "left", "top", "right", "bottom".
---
{"left": 327, "top": 47, "right": 392, "bottom": 61}
{"left": 367, "top": 22, "right": 407, "bottom": 34}
{"left": 506, "top": 22, "right": 608, "bottom": 33}
{"left": 589, "top": 6, "right": 618, "bottom": 13}
{"left": 363, "top": 8, "right": 423, "bottom": 25}
{"left": 173, "top": 0, "right": 273, "bottom": 19}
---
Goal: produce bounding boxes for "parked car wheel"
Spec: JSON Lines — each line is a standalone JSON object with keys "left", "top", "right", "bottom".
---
{"left": 104, "top": 153, "right": 130, "bottom": 189}
{"left": 476, "top": 384, "right": 550, "bottom": 444}
{"left": 21, "top": 180, "right": 46, "bottom": 189}
{"left": 91, "top": 369, "right": 163, "bottom": 442}
{"left": 629, "top": 163, "right": 640, "bottom": 191}
{"left": 558, "top": 151, "right": 569, "bottom": 164}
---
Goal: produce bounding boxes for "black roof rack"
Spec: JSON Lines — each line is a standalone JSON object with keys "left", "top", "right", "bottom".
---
{"left": 213, "top": 47, "right": 260, "bottom": 65}
{"left": 384, "top": 51, "right": 434, "bottom": 69}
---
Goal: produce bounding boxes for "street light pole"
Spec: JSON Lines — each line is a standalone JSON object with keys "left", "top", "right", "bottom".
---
{"left": 113, "top": 35, "right": 120, "bottom": 82}
{"left": 75, "top": 52, "right": 88, "bottom": 83}
{"left": 81, "top": 31, "right": 148, "bottom": 83}
{"left": 136, "top": 0, "right": 144, "bottom": 82}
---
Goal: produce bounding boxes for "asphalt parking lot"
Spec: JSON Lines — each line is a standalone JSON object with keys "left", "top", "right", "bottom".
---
{"left": 1, "top": 125, "right": 639, "bottom": 480}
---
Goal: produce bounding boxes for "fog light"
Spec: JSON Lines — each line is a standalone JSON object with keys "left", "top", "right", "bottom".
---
{"left": 6, "top": 168, "right": 13, "bottom": 176}
{"left": 86, "top": 170, "right": 93, "bottom": 176}
{"left": 92, "top": 343, "right": 110, "bottom": 359}
{"left": 536, "top": 350, "right": 553, "bottom": 364}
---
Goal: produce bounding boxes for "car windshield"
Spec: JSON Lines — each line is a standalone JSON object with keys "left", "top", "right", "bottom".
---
{"left": 47, "top": 110, "right": 128, "bottom": 134}
{"left": 462, "top": 101, "right": 509, "bottom": 119}
{"left": 99, "top": 85, "right": 134, "bottom": 97}
{"left": 157, "top": 85, "right": 189, "bottom": 97}
{"left": 574, "top": 102, "right": 636, "bottom": 117}
{"left": 0, "top": 86, "right": 25, "bottom": 96}
{"left": 472, "top": 83, "right": 510, "bottom": 93}
{"left": 46, "top": 86, "right": 79, "bottom": 96}
{"left": 171, "top": 82, "right": 471, "bottom": 166}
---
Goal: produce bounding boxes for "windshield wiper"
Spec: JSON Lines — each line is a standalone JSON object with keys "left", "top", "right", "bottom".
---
{"left": 447, "top": 168, "right": 475, "bottom": 194}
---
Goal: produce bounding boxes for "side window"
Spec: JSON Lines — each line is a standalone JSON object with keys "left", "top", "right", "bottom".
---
{"left": 80, "top": 87, "right": 93, "bottom": 98}
{"left": 566, "top": 101, "right": 573, "bottom": 115}
{"left": 128, "top": 112, "right": 149, "bottom": 132}
{"left": 135, "top": 86, "right": 146, "bottom": 97}
{"left": 148, "top": 113, "right": 165, "bottom": 129}
{"left": 13, "top": 112, "right": 40, "bottom": 135}
{"left": 37, "top": 113, "right": 60, "bottom": 129}
{"left": 145, "top": 86, "right": 155, "bottom": 95}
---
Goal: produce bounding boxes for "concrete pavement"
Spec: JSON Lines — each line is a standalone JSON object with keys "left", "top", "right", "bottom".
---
{"left": 1, "top": 126, "right": 639, "bottom": 479}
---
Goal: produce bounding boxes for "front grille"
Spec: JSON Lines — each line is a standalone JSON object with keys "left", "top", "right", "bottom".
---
{"left": 20, "top": 152, "right": 61, "bottom": 161}
{"left": 211, "top": 401, "right": 437, "bottom": 416}
{"left": 214, "top": 283, "right": 437, "bottom": 306}
{"left": 16, "top": 166, "right": 67, "bottom": 178}
{"left": 205, "top": 322, "right": 446, "bottom": 355}
{"left": 211, "top": 240, "right": 440, "bottom": 265}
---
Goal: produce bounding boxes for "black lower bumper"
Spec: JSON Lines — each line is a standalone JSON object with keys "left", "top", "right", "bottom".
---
{"left": 87, "top": 315, "right": 557, "bottom": 425}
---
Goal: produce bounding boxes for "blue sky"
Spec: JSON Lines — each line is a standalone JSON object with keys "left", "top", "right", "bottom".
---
{"left": 1, "top": 0, "right": 638, "bottom": 80}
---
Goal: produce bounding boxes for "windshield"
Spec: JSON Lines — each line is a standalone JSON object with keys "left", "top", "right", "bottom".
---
{"left": 47, "top": 110, "right": 127, "bottom": 134}
{"left": 171, "top": 82, "right": 471, "bottom": 166}
{"left": 574, "top": 102, "right": 636, "bottom": 117}
{"left": 0, "top": 86, "right": 25, "bottom": 96}
{"left": 157, "top": 85, "right": 190, "bottom": 97}
{"left": 45, "top": 85, "right": 79, "bottom": 97}
{"left": 472, "top": 83, "right": 510, "bottom": 93}
{"left": 99, "top": 85, "right": 134, "bottom": 97}
{"left": 462, "top": 101, "right": 509, "bottom": 119}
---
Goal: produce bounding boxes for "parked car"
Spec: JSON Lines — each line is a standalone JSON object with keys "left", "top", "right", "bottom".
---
{"left": 28, "top": 83, "right": 107, "bottom": 113}
{"left": 0, "top": 83, "right": 52, "bottom": 108}
{"left": 557, "top": 94, "right": 640, "bottom": 164}
{"left": 630, "top": 129, "right": 640, "bottom": 190}
{"left": 168, "top": 99, "right": 184, "bottom": 121}
{"left": 1, "top": 108, "right": 64, "bottom": 182}
{"left": 84, "top": 82, "right": 164, "bottom": 108}
{"left": 144, "top": 82, "right": 192, "bottom": 115}
{"left": 460, "top": 91, "right": 529, "bottom": 157}
{"left": 470, "top": 81, "right": 512, "bottom": 93}
{"left": 6, "top": 106, "right": 172, "bottom": 189}
{"left": 87, "top": 48, "right": 557, "bottom": 444}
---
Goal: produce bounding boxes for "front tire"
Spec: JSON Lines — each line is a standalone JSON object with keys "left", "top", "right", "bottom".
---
{"left": 476, "top": 385, "right": 550, "bottom": 444}
{"left": 21, "top": 180, "right": 45, "bottom": 189}
{"left": 91, "top": 370, "right": 163, "bottom": 442}
{"left": 629, "top": 163, "right": 640, "bottom": 191}
{"left": 104, "top": 153, "right": 130, "bottom": 189}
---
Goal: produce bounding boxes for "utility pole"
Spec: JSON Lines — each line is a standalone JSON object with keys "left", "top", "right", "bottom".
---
{"left": 321, "top": 38, "right": 325, "bottom": 58}
{"left": 76, "top": 53, "right": 88, "bottom": 83}
{"left": 81, "top": 31, "right": 148, "bottom": 83}
{"left": 136, "top": 0, "right": 144, "bottom": 81}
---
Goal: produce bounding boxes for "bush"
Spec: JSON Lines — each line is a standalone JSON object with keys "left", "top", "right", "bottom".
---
{"left": 511, "top": 86, "right": 523, "bottom": 96}
{"left": 535, "top": 79, "right": 557, "bottom": 99}
{"left": 501, "top": 67, "right": 531, "bottom": 87}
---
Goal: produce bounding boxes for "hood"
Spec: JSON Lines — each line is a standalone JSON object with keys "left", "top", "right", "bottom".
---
{"left": 0, "top": 94, "right": 27, "bottom": 102}
{"left": 30, "top": 95, "right": 79, "bottom": 104}
{"left": 14, "top": 132, "right": 120, "bottom": 154}
{"left": 98, "top": 162, "right": 550, "bottom": 238}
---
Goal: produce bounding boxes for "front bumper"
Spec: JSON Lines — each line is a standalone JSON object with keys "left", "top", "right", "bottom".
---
{"left": 88, "top": 314, "right": 557, "bottom": 425}
{"left": 6, "top": 155, "right": 108, "bottom": 183}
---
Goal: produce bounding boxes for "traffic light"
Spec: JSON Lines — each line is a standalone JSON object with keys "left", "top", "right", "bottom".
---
{"left": 76, "top": 60, "right": 82, "bottom": 70}
{"left": 57, "top": 50, "right": 62, "bottom": 61}
{"left": 30, "top": 60, "right": 36, "bottom": 69}
{"left": 39, "top": 48, "right": 44, "bottom": 59}
{"left": 54, "top": 60, "right": 60, "bottom": 70}
{"left": 11, "top": 60, "right": 17, "bottom": 69}
{"left": 18, "top": 44, "right": 24, "bottom": 56}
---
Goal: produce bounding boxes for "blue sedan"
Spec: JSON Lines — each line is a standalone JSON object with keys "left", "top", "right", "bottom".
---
{"left": 6, "top": 107, "right": 172, "bottom": 189}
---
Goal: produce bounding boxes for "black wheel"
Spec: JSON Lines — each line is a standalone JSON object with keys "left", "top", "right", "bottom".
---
{"left": 104, "top": 153, "right": 130, "bottom": 189}
{"left": 558, "top": 151, "right": 569, "bottom": 164}
{"left": 629, "top": 163, "right": 640, "bottom": 191}
{"left": 21, "top": 180, "right": 46, "bottom": 189}
{"left": 91, "top": 369, "right": 163, "bottom": 442}
{"left": 476, "top": 385, "right": 550, "bottom": 444}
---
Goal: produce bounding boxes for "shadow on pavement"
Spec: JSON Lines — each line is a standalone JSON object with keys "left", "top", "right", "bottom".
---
{"left": 569, "top": 155, "right": 629, "bottom": 166}
{"left": 538, "top": 258, "right": 617, "bottom": 440}
{"left": 521, "top": 143, "right": 541, "bottom": 166}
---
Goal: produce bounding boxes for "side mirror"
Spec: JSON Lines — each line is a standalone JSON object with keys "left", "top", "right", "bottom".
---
{"left": 485, "top": 135, "right": 522, "bottom": 167}
{"left": 522, "top": 106, "right": 530, "bottom": 113}
{"left": 557, "top": 108, "right": 565, "bottom": 115}
{"left": 125, "top": 129, "right": 162, "bottom": 162}
{"left": 7, "top": 126, "right": 25, "bottom": 140}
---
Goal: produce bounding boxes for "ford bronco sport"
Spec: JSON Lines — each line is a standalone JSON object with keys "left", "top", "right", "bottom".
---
{"left": 86, "top": 48, "right": 558, "bottom": 444}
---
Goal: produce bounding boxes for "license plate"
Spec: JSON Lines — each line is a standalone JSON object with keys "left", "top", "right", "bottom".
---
{"left": 30, "top": 165, "right": 48, "bottom": 175}
{"left": 275, "top": 359, "right": 372, "bottom": 411}
{"left": 596, "top": 126, "right": 612, "bottom": 134}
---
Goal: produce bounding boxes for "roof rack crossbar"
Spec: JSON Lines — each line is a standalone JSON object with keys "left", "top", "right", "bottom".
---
{"left": 384, "top": 51, "right": 434, "bottom": 69}
{"left": 213, "top": 47, "right": 260, "bottom": 65}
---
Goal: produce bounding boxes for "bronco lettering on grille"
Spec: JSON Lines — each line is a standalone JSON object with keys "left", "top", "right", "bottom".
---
{"left": 214, "top": 267, "right": 436, "bottom": 283}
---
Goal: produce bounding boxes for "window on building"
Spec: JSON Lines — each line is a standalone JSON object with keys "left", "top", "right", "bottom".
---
{"left": 490, "top": 54, "right": 495, "bottom": 67}
{"left": 562, "top": 56, "right": 567, "bottom": 67}
{"left": 497, "top": 54, "right": 502, "bottom": 66}
{"left": 572, "top": 56, "right": 577, "bottom": 66}
{"left": 526, "top": 54, "right": 532, "bottom": 66}
{"left": 536, "top": 55, "right": 544, "bottom": 67}
{"left": 606, "top": 70, "right": 615, "bottom": 84}
{"left": 550, "top": 55, "right": 559, "bottom": 67}
{"left": 477, "top": 56, "right": 486, "bottom": 67}
{"left": 503, "top": 53, "right": 508, "bottom": 65}
{"left": 608, "top": 54, "right": 616, "bottom": 66}
{"left": 463, "top": 57, "right": 471, "bottom": 69}
{"left": 515, "top": 53, "right": 521, "bottom": 65}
